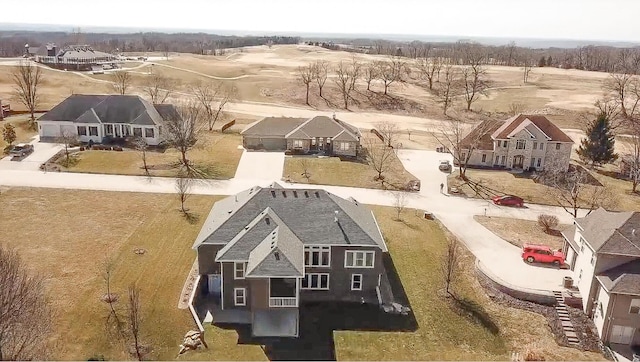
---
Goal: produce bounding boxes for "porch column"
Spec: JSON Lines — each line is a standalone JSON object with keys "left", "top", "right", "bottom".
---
{"left": 296, "top": 278, "right": 300, "bottom": 307}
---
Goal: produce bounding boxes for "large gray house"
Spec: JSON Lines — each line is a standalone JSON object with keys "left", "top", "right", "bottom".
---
{"left": 562, "top": 208, "right": 640, "bottom": 349}
{"left": 37, "top": 94, "right": 178, "bottom": 146}
{"left": 191, "top": 183, "right": 394, "bottom": 337}
{"left": 241, "top": 115, "right": 361, "bottom": 157}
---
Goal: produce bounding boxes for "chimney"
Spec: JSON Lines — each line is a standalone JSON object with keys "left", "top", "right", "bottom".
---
{"left": 334, "top": 210, "right": 339, "bottom": 223}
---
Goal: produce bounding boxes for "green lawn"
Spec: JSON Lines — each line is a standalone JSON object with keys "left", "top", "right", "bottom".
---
{"left": 60, "top": 132, "right": 243, "bottom": 179}
{"left": 0, "top": 188, "right": 603, "bottom": 361}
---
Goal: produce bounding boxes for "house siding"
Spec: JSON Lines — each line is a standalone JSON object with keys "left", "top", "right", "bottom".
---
{"left": 605, "top": 294, "right": 640, "bottom": 344}
{"left": 301, "top": 246, "right": 382, "bottom": 303}
{"left": 197, "top": 244, "right": 223, "bottom": 276}
{"left": 286, "top": 138, "right": 311, "bottom": 152}
{"left": 572, "top": 230, "right": 598, "bottom": 314}
{"left": 222, "top": 262, "right": 250, "bottom": 309}
{"left": 543, "top": 142, "right": 573, "bottom": 171}
{"left": 593, "top": 285, "right": 611, "bottom": 338}
{"left": 332, "top": 141, "right": 358, "bottom": 157}
{"left": 249, "top": 278, "right": 269, "bottom": 310}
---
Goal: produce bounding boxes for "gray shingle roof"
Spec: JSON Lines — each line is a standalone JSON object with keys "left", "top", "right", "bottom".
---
{"left": 241, "top": 117, "right": 306, "bottom": 137}
{"left": 193, "top": 186, "right": 387, "bottom": 253}
{"left": 575, "top": 208, "right": 635, "bottom": 253}
{"left": 596, "top": 259, "right": 640, "bottom": 295}
{"left": 38, "top": 94, "right": 174, "bottom": 126}
{"left": 245, "top": 211, "right": 304, "bottom": 278}
{"left": 286, "top": 116, "right": 359, "bottom": 140}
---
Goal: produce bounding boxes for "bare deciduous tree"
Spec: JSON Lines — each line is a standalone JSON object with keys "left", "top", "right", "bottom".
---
{"left": 334, "top": 59, "right": 361, "bottom": 109}
{"left": 58, "top": 128, "right": 78, "bottom": 165}
{"left": 164, "top": 102, "right": 202, "bottom": 170}
{"left": 628, "top": 133, "right": 640, "bottom": 193}
{"left": 377, "top": 121, "right": 399, "bottom": 148}
{"left": 113, "top": 70, "right": 133, "bottom": 95}
{"left": 436, "top": 61, "right": 460, "bottom": 115}
{"left": 313, "top": 60, "right": 329, "bottom": 97}
{"left": 102, "top": 256, "right": 125, "bottom": 338}
{"left": 175, "top": 173, "right": 193, "bottom": 215}
{"left": 604, "top": 71, "right": 639, "bottom": 121}
{"left": 522, "top": 51, "right": 534, "bottom": 84}
{"left": 134, "top": 137, "right": 149, "bottom": 175}
{"left": 300, "top": 158, "right": 311, "bottom": 182}
{"left": 12, "top": 61, "right": 42, "bottom": 129}
{"left": 459, "top": 46, "right": 488, "bottom": 111}
{"left": 127, "top": 285, "right": 147, "bottom": 361}
{"left": 363, "top": 62, "right": 378, "bottom": 91}
{"left": 431, "top": 118, "right": 499, "bottom": 179}
{"left": 508, "top": 102, "right": 526, "bottom": 115}
{"left": 143, "top": 72, "right": 175, "bottom": 104}
{"left": 0, "top": 246, "right": 52, "bottom": 360}
{"left": 540, "top": 165, "right": 617, "bottom": 217}
{"left": 416, "top": 54, "right": 442, "bottom": 90}
{"left": 375, "top": 56, "right": 406, "bottom": 95}
{"left": 297, "top": 63, "right": 315, "bottom": 105}
{"left": 537, "top": 214, "right": 559, "bottom": 234}
{"left": 365, "top": 136, "right": 395, "bottom": 183}
{"left": 191, "top": 81, "right": 237, "bottom": 131}
{"left": 441, "top": 237, "right": 461, "bottom": 297}
{"left": 392, "top": 191, "right": 407, "bottom": 221}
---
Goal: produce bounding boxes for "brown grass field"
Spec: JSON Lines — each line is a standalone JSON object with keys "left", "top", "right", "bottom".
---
{"left": 59, "top": 132, "right": 243, "bottom": 179}
{"left": 0, "top": 114, "right": 38, "bottom": 150}
{"left": 474, "top": 216, "right": 568, "bottom": 250}
{"left": 0, "top": 188, "right": 604, "bottom": 361}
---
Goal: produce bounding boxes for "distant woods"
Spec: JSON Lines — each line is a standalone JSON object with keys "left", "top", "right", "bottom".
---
{"left": 0, "top": 32, "right": 299, "bottom": 56}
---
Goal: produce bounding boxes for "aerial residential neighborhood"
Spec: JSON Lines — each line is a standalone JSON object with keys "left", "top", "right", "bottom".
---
{"left": 1, "top": 1, "right": 640, "bottom": 361}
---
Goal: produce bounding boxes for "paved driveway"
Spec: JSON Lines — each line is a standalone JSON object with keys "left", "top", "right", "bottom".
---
{"left": 396, "top": 149, "right": 452, "bottom": 195}
{"left": 0, "top": 137, "right": 63, "bottom": 171}
{"left": 233, "top": 150, "right": 285, "bottom": 181}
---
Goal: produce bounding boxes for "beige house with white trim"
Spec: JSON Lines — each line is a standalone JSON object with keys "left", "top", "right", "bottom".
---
{"left": 460, "top": 114, "right": 574, "bottom": 172}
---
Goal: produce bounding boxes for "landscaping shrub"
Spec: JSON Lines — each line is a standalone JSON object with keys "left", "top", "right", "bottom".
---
{"left": 537, "top": 214, "right": 559, "bottom": 234}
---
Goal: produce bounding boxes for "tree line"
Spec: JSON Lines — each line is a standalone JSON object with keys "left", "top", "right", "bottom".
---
{"left": 0, "top": 30, "right": 300, "bottom": 57}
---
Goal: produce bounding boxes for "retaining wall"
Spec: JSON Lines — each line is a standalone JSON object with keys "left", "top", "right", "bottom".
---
{"left": 475, "top": 260, "right": 557, "bottom": 306}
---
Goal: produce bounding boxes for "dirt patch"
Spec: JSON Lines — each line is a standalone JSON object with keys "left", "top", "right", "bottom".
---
{"left": 474, "top": 216, "right": 568, "bottom": 250}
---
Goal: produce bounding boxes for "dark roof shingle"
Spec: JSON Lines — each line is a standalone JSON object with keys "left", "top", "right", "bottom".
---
{"left": 493, "top": 114, "right": 573, "bottom": 142}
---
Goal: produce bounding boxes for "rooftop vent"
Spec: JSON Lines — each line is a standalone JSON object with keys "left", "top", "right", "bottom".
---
{"left": 274, "top": 251, "right": 280, "bottom": 261}
{"left": 228, "top": 210, "right": 233, "bottom": 214}
{"left": 334, "top": 210, "right": 339, "bottom": 222}
{"left": 245, "top": 226, "right": 249, "bottom": 230}
{"left": 271, "top": 190, "right": 276, "bottom": 198}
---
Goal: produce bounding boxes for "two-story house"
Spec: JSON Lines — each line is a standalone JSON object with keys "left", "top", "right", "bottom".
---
{"left": 460, "top": 114, "right": 574, "bottom": 172}
{"left": 190, "top": 183, "right": 392, "bottom": 338}
{"left": 562, "top": 208, "right": 640, "bottom": 347}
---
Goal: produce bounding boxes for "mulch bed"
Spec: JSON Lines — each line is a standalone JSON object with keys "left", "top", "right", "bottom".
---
{"left": 476, "top": 269, "right": 604, "bottom": 354}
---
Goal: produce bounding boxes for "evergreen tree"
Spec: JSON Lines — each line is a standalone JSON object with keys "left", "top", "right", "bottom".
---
{"left": 577, "top": 112, "right": 618, "bottom": 166}
{"left": 546, "top": 55, "right": 553, "bottom": 67}
{"left": 538, "top": 56, "right": 547, "bottom": 67}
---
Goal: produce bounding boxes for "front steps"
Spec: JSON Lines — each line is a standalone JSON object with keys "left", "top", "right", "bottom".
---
{"left": 553, "top": 290, "right": 580, "bottom": 346}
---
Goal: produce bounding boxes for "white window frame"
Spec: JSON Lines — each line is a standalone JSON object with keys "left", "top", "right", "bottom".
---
{"left": 234, "top": 262, "right": 246, "bottom": 280}
{"left": 537, "top": 158, "right": 541, "bottom": 167}
{"left": 304, "top": 246, "right": 331, "bottom": 267}
{"left": 501, "top": 155, "right": 506, "bottom": 165}
{"left": 89, "top": 126, "right": 99, "bottom": 136}
{"left": 516, "top": 140, "right": 526, "bottom": 149}
{"left": 533, "top": 141, "right": 537, "bottom": 150}
{"left": 351, "top": 274, "right": 363, "bottom": 291}
{"left": 503, "top": 141, "right": 508, "bottom": 148}
{"left": 540, "top": 143, "right": 544, "bottom": 150}
{"left": 344, "top": 250, "right": 375, "bottom": 268}
{"left": 590, "top": 254, "right": 596, "bottom": 266}
{"left": 145, "top": 128, "right": 155, "bottom": 138}
{"left": 340, "top": 142, "right": 350, "bottom": 150}
{"left": 630, "top": 299, "right": 640, "bottom": 314}
{"left": 293, "top": 139, "right": 303, "bottom": 148}
{"left": 234, "top": 288, "right": 246, "bottom": 306}
{"left": 301, "top": 273, "right": 329, "bottom": 290}
{"left": 580, "top": 237, "right": 585, "bottom": 252}
{"left": 481, "top": 154, "right": 486, "bottom": 163}
{"left": 77, "top": 126, "right": 87, "bottom": 136}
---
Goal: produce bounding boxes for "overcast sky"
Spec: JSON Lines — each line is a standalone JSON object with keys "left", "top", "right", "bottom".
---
{"left": 4, "top": 0, "right": 639, "bottom": 42}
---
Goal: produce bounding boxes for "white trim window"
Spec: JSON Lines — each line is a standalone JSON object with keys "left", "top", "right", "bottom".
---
{"left": 501, "top": 156, "right": 506, "bottom": 165}
{"left": 630, "top": 299, "right": 640, "bottom": 314}
{"left": 89, "top": 126, "right": 99, "bottom": 136}
{"left": 234, "top": 288, "right": 246, "bottom": 306}
{"left": 293, "top": 140, "right": 303, "bottom": 148}
{"left": 516, "top": 140, "right": 526, "bottom": 149}
{"left": 533, "top": 142, "right": 538, "bottom": 150}
{"left": 590, "top": 254, "right": 596, "bottom": 266}
{"left": 340, "top": 142, "right": 350, "bottom": 150}
{"left": 580, "top": 237, "right": 585, "bottom": 252}
{"left": 537, "top": 158, "right": 542, "bottom": 167}
{"left": 540, "top": 143, "right": 544, "bottom": 150}
{"left": 305, "top": 246, "right": 330, "bottom": 267}
{"left": 481, "top": 154, "right": 487, "bottom": 163}
{"left": 145, "top": 128, "right": 155, "bottom": 138}
{"left": 234, "top": 262, "right": 246, "bottom": 279}
{"left": 302, "top": 273, "right": 329, "bottom": 290}
{"left": 351, "top": 274, "right": 363, "bottom": 291}
{"left": 345, "top": 251, "right": 375, "bottom": 268}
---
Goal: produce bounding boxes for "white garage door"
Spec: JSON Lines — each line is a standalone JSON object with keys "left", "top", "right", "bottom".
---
{"left": 610, "top": 325, "right": 634, "bottom": 344}
{"left": 40, "top": 124, "right": 60, "bottom": 138}
{"left": 60, "top": 125, "right": 76, "bottom": 136}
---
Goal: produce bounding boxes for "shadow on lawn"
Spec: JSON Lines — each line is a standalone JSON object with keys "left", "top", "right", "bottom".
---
{"left": 449, "top": 295, "right": 500, "bottom": 335}
{"left": 217, "top": 253, "right": 417, "bottom": 361}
